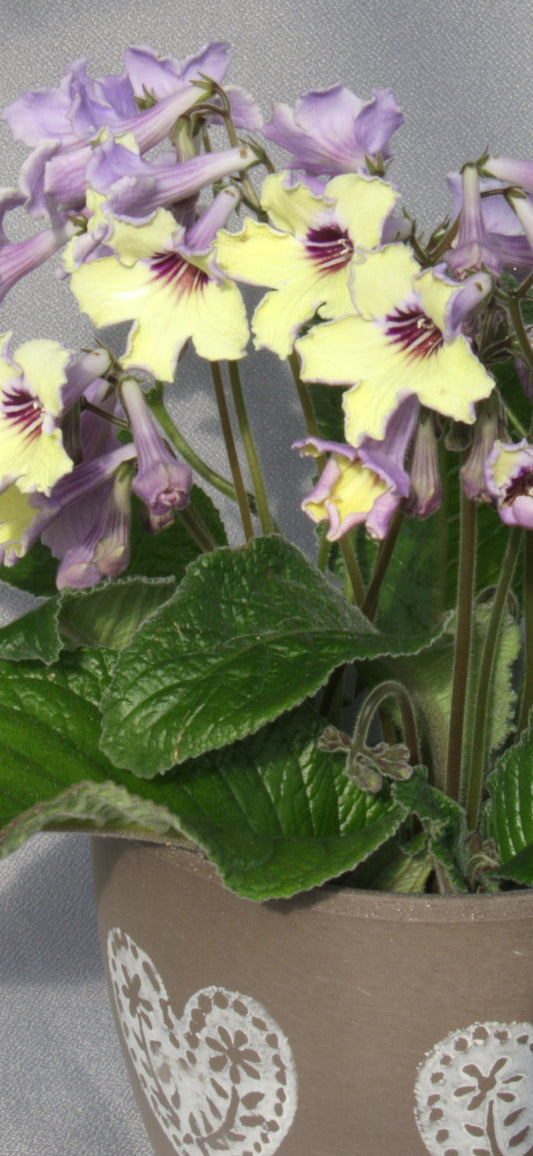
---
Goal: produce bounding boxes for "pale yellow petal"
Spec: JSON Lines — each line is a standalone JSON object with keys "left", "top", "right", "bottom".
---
{"left": 326, "top": 174, "right": 398, "bottom": 249}
{"left": 260, "top": 172, "right": 333, "bottom": 234}
{"left": 350, "top": 245, "right": 421, "bottom": 319}
{"left": 0, "top": 484, "right": 35, "bottom": 555}
{"left": 14, "top": 339, "right": 70, "bottom": 414}
{"left": 216, "top": 219, "right": 302, "bottom": 288}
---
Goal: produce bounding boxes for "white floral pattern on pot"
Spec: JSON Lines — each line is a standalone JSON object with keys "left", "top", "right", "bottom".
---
{"left": 107, "top": 928, "right": 298, "bottom": 1155}
{"left": 414, "top": 1020, "right": 533, "bottom": 1155}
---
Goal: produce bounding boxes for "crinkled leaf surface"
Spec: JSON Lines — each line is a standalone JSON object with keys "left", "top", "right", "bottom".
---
{"left": 147, "top": 703, "right": 408, "bottom": 899}
{"left": 100, "top": 535, "right": 439, "bottom": 776}
{"left": 0, "top": 653, "right": 406, "bottom": 898}
{"left": 393, "top": 767, "right": 469, "bottom": 891}
{"left": 0, "top": 598, "right": 61, "bottom": 663}
{"left": 485, "top": 719, "right": 533, "bottom": 884}
{"left": 58, "top": 576, "right": 176, "bottom": 650}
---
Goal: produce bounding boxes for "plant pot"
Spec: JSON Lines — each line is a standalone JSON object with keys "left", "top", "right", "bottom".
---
{"left": 91, "top": 837, "right": 533, "bottom": 1156}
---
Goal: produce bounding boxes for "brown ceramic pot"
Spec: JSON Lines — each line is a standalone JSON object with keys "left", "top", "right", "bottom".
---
{"left": 92, "top": 837, "right": 533, "bottom": 1156}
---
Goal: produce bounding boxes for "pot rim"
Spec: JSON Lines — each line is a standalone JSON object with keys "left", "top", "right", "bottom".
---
{"left": 104, "top": 837, "right": 533, "bottom": 925}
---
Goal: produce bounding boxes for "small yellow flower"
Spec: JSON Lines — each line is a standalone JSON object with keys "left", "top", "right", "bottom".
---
{"left": 0, "top": 333, "right": 73, "bottom": 494}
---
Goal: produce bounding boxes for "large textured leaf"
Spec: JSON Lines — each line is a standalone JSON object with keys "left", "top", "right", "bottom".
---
{"left": 485, "top": 721, "right": 533, "bottom": 882}
{"left": 58, "top": 576, "right": 176, "bottom": 649}
{"left": 100, "top": 535, "right": 438, "bottom": 777}
{"left": 0, "top": 654, "right": 406, "bottom": 898}
{"left": 0, "top": 598, "right": 61, "bottom": 663}
{"left": 144, "top": 703, "right": 408, "bottom": 899}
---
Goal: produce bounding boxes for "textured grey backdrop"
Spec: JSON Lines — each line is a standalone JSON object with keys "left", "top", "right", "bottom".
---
{"left": 1, "top": 1, "right": 532, "bottom": 1152}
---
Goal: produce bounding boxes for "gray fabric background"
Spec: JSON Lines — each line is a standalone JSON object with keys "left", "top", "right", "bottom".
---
{"left": 0, "top": 1, "right": 532, "bottom": 1151}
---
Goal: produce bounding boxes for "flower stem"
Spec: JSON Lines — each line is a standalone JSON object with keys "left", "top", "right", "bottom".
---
{"left": 465, "top": 525, "right": 522, "bottom": 830}
{"left": 288, "top": 350, "right": 365, "bottom": 603}
{"left": 508, "top": 292, "right": 533, "bottom": 374}
{"left": 352, "top": 680, "right": 420, "bottom": 766}
{"left": 227, "top": 361, "right": 274, "bottom": 534}
{"left": 177, "top": 503, "right": 219, "bottom": 553}
{"left": 519, "top": 528, "right": 533, "bottom": 733}
{"left": 360, "top": 507, "right": 404, "bottom": 622}
{"left": 147, "top": 383, "right": 252, "bottom": 507}
{"left": 210, "top": 361, "right": 254, "bottom": 541}
{"left": 445, "top": 484, "right": 477, "bottom": 803}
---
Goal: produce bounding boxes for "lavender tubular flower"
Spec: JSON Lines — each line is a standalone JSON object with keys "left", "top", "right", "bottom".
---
{"left": 261, "top": 85, "right": 403, "bottom": 176}
{"left": 121, "top": 378, "right": 192, "bottom": 516}
{"left": 446, "top": 165, "right": 502, "bottom": 277}
{"left": 447, "top": 171, "right": 533, "bottom": 274}
{"left": 0, "top": 188, "right": 76, "bottom": 300}
{"left": 89, "top": 135, "right": 254, "bottom": 224}
{"left": 482, "top": 156, "right": 533, "bottom": 195}
{"left": 43, "top": 464, "right": 133, "bottom": 589}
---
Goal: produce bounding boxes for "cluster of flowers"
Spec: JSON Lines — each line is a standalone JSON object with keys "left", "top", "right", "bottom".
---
{"left": 1, "top": 40, "right": 533, "bottom": 588}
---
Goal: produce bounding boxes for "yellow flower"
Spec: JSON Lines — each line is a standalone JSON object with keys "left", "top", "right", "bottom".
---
{"left": 68, "top": 189, "right": 250, "bottom": 382}
{"left": 215, "top": 171, "right": 398, "bottom": 358}
{"left": 296, "top": 244, "right": 494, "bottom": 445}
{"left": 0, "top": 334, "right": 73, "bottom": 494}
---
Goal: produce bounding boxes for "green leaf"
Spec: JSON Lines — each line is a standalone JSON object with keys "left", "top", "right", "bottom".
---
{"left": 0, "top": 657, "right": 406, "bottom": 898}
{"left": 0, "top": 598, "right": 61, "bottom": 663}
{"left": 100, "top": 535, "right": 440, "bottom": 777}
{"left": 393, "top": 767, "right": 469, "bottom": 891}
{"left": 0, "top": 649, "right": 191, "bottom": 856}
{"left": 388, "top": 601, "right": 521, "bottom": 791}
{"left": 152, "top": 704, "right": 408, "bottom": 899}
{"left": 485, "top": 720, "right": 533, "bottom": 878}
{"left": 0, "top": 539, "right": 58, "bottom": 597}
{"left": 58, "top": 576, "right": 176, "bottom": 650}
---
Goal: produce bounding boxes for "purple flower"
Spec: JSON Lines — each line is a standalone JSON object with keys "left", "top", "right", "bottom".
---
{"left": 121, "top": 378, "right": 192, "bottom": 516}
{"left": 461, "top": 398, "right": 505, "bottom": 501}
{"left": 447, "top": 171, "right": 533, "bottom": 274}
{"left": 124, "top": 43, "right": 262, "bottom": 130}
{"left": 482, "top": 155, "right": 533, "bottom": 195}
{"left": 88, "top": 134, "right": 254, "bottom": 224}
{"left": 43, "top": 465, "right": 133, "bottom": 589}
{"left": 0, "top": 187, "right": 76, "bottom": 301}
{"left": 484, "top": 439, "right": 533, "bottom": 528}
{"left": 405, "top": 413, "right": 442, "bottom": 518}
{"left": 446, "top": 166, "right": 502, "bottom": 278}
{"left": 261, "top": 85, "right": 403, "bottom": 177}
{"left": 293, "top": 396, "right": 417, "bottom": 540}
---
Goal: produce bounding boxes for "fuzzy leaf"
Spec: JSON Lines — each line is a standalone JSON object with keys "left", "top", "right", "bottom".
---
{"left": 0, "top": 598, "right": 61, "bottom": 663}
{"left": 0, "top": 655, "right": 407, "bottom": 898}
{"left": 393, "top": 767, "right": 469, "bottom": 891}
{"left": 155, "top": 703, "right": 408, "bottom": 899}
{"left": 58, "top": 576, "right": 176, "bottom": 650}
{"left": 100, "top": 535, "right": 440, "bottom": 777}
{"left": 485, "top": 720, "right": 533, "bottom": 883}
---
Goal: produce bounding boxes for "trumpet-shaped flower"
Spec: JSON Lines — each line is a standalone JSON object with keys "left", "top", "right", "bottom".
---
{"left": 484, "top": 439, "right": 533, "bottom": 528}
{"left": 42, "top": 462, "right": 134, "bottom": 589}
{"left": 88, "top": 132, "right": 254, "bottom": 224}
{"left": 296, "top": 244, "right": 495, "bottom": 446}
{"left": 0, "top": 335, "right": 110, "bottom": 495}
{"left": 216, "top": 171, "right": 398, "bottom": 359}
{"left": 0, "top": 187, "right": 76, "bottom": 301}
{"left": 261, "top": 85, "right": 403, "bottom": 177}
{"left": 446, "top": 166, "right": 502, "bottom": 278}
{"left": 294, "top": 396, "right": 418, "bottom": 540}
{"left": 67, "top": 188, "right": 249, "bottom": 381}
{"left": 121, "top": 378, "right": 192, "bottom": 515}
{"left": 447, "top": 171, "right": 533, "bottom": 273}
{"left": 124, "top": 43, "right": 262, "bottom": 130}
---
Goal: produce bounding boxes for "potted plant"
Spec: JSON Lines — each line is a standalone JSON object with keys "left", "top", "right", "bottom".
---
{"left": 1, "top": 38, "right": 533, "bottom": 1155}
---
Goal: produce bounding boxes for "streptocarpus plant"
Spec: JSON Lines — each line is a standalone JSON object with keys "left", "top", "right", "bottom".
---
{"left": 1, "top": 40, "right": 533, "bottom": 899}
